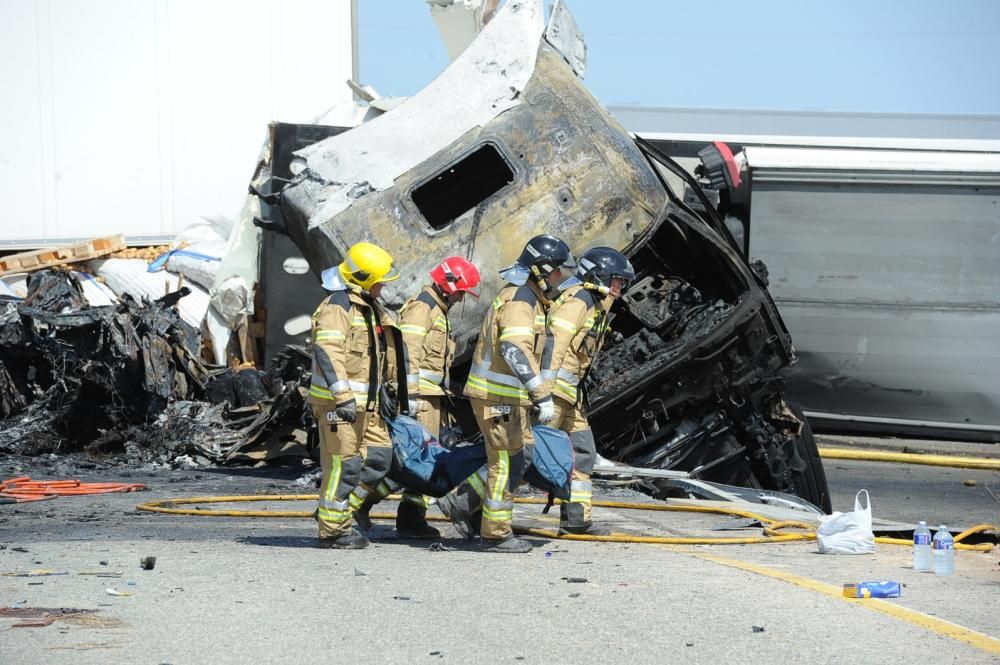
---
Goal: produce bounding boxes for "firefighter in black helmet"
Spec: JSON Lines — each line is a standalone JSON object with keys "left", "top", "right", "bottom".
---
{"left": 541, "top": 246, "right": 635, "bottom": 534}
{"left": 460, "top": 234, "right": 574, "bottom": 553}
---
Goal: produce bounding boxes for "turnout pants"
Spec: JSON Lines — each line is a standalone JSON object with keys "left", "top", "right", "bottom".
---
{"left": 551, "top": 397, "right": 597, "bottom": 528}
{"left": 313, "top": 405, "right": 391, "bottom": 540}
{"left": 472, "top": 398, "right": 531, "bottom": 540}
{"left": 414, "top": 395, "right": 444, "bottom": 439}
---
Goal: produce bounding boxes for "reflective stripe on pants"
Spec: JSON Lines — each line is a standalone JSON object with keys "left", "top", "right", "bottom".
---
{"left": 312, "top": 404, "right": 374, "bottom": 539}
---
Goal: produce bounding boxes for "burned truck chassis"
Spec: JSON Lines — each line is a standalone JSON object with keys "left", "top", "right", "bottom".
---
{"left": 587, "top": 298, "right": 823, "bottom": 509}
{"left": 579, "top": 146, "right": 831, "bottom": 512}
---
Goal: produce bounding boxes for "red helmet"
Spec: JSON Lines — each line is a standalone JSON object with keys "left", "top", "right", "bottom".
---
{"left": 431, "top": 256, "right": 481, "bottom": 298}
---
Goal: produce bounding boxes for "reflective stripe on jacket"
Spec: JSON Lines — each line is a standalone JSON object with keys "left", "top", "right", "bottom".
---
{"left": 307, "top": 286, "right": 395, "bottom": 409}
{"left": 464, "top": 282, "right": 551, "bottom": 406}
{"left": 398, "top": 285, "right": 453, "bottom": 397}
{"left": 540, "top": 284, "right": 610, "bottom": 405}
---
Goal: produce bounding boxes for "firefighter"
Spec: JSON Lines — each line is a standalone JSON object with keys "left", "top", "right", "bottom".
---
{"left": 308, "top": 241, "right": 402, "bottom": 549}
{"left": 351, "top": 256, "right": 482, "bottom": 539}
{"left": 541, "top": 246, "right": 635, "bottom": 535}
{"left": 400, "top": 256, "right": 481, "bottom": 438}
{"left": 461, "top": 234, "right": 574, "bottom": 553}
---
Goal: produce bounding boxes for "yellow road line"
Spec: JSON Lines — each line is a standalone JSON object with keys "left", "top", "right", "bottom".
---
{"left": 682, "top": 550, "right": 1000, "bottom": 657}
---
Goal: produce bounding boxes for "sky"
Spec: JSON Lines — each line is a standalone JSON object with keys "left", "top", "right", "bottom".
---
{"left": 357, "top": 0, "right": 1000, "bottom": 115}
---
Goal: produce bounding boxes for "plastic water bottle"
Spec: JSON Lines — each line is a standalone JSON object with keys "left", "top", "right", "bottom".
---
{"left": 912, "top": 521, "right": 932, "bottom": 572}
{"left": 932, "top": 525, "right": 955, "bottom": 576}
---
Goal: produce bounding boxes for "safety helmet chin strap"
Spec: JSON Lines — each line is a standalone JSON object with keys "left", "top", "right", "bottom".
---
{"left": 431, "top": 282, "right": 451, "bottom": 307}
{"left": 581, "top": 281, "right": 611, "bottom": 296}
{"left": 529, "top": 263, "right": 552, "bottom": 292}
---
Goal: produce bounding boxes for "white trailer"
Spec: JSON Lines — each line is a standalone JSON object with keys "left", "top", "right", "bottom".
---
{"left": 0, "top": 0, "right": 357, "bottom": 249}
{"left": 743, "top": 146, "right": 1000, "bottom": 440}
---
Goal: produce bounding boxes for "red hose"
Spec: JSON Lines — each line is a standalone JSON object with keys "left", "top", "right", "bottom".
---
{"left": 0, "top": 476, "right": 146, "bottom": 503}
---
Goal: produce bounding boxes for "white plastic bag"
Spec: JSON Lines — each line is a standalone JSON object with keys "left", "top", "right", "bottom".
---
{"left": 816, "top": 489, "right": 876, "bottom": 554}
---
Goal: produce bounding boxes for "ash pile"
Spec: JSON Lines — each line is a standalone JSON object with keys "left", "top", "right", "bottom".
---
{"left": 0, "top": 269, "right": 310, "bottom": 467}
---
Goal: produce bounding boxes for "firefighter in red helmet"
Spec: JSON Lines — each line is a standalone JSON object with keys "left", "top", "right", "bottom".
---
{"left": 401, "top": 256, "right": 481, "bottom": 437}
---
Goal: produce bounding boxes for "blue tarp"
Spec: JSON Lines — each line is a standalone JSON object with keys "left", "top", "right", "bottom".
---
{"left": 388, "top": 416, "right": 574, "bottom": 499}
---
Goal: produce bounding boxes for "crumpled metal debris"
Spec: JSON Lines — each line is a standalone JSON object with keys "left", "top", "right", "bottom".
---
{"left": 0, "top": 270, "right": 309, "bottom": 465}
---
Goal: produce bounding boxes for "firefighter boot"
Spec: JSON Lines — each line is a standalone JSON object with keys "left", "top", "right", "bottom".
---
{"left": 351, "top": 501, "right": 375, "bottom": 533}
{"left": 396, "top": 498, "right": 441, "bottom": 539}
{"left": 436, "top": 492, "right": 482, "bottom": 540}
{"left": 480, "top": 535, "right": 532, "bottom": 553}
{"left": 318, "top": 527, "right": 369, "bottom": 550}
{"left": 558, "top": 502, "right": 611, "bottom": 536}
{"left": 352, "top": 494, "right": 379, "bottom": 533}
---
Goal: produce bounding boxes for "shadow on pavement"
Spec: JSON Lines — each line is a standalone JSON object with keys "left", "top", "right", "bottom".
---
{"left": 236, "top": 532, "right": 550, "bottom": 552}
{"left": 237, "top": 535, "right": 318, "bottom": 548}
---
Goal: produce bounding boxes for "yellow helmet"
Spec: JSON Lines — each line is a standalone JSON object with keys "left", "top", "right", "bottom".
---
{"left": 338, "top": 242, "right": 400, "bottom": 290}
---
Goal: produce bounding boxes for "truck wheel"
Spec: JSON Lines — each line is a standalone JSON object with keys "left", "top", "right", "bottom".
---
{"left": 788, "top": 404, "right": 832, "bottom": 514}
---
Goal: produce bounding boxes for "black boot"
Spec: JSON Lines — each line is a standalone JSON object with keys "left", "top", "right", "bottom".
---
{"left": 352, "top": 494, "right": 378, "bottom": 533}
{"left": 480, "top": 535, "right": 532, "bottom": 553}
{"left": 396, "top": 499, "right": 441, "bottom": 539}
{"left": 318, "top": 528, "right": 369, "bottom": 549}
{"left": 559, "top": 503, "right": 611, "bottom": 536}
{"left": 436, "top": 492, "right": 481, "bottom": 540}
{"left": 558, "top": 522, "right": 612, "bottom": 536}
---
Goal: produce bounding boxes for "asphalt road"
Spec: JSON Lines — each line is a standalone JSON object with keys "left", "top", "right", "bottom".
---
{"left": 825, "top": 458, "right": 999, "bottom": 529}
{"left": 0, "top": 451, "right": 997, "bottom": 664}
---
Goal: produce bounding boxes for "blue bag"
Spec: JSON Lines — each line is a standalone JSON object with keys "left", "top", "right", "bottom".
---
{"left": 388, "top": 416, "right": 486, "bottom": 498}
{"left": 388, "top": 418, "right": 575, "bottom": 499}
{"left": 524, "top": 425, "right": 574, "bottom": 500}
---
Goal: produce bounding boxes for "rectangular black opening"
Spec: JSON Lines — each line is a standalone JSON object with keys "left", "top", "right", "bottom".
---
{"left": 412, "top": 144, "right": 514, "bottom": 229}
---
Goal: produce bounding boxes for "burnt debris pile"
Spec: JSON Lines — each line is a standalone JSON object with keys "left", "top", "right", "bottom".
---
{"left": 0, "top": 270, "right": 310, "bottom": 465}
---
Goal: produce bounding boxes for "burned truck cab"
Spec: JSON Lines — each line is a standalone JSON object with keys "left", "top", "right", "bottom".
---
{"left": 266, "top": 0, "right": 830, "bottom": 511}
{"left": 584, "top": 141, "right": 828, "bottom": 510}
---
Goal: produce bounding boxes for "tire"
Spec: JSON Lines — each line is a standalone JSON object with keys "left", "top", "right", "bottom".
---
{"left": 788, "top": 404, "right": 832, "bottom": 514}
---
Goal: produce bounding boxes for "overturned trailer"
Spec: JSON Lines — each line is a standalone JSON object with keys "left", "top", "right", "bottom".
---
{"left": 259, "top": 0, "right": 830, "bottom": 511}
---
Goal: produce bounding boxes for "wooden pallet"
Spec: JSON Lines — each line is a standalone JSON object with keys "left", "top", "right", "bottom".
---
{"left": 0, "top": 234, "right": 127, "bottom": 276}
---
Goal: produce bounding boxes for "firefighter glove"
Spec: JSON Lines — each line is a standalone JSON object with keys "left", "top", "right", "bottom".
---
{"left": 534, "top": 396, "right": 556, "bottom": 425}
{"left": 334, "top": 400, "right": 358, "bottom": 423}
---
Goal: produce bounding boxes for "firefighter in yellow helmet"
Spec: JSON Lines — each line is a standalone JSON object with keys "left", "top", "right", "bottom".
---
{"left": 541, "top": 246, "right": 634, "bottom": 535}
{"left": 308, "top": 242, "right": 401, "bottom": 549}
{"left": 461, "top": 235, "right": 573, "bottom": 553}
{"left": 350, "top": 256, "right": 482, "bottom": 539}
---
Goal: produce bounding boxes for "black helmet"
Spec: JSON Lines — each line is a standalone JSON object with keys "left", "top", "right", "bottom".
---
{"left": 517, "top": 234, "right": 574, "bottom": 279}
{"left": 576, "top": 247, "right": 635, "bottom": 290}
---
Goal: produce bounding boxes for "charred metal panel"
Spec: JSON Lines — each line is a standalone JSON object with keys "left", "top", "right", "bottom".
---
{"left": 278, "top": 1, "right": 668, "bottom": 352}
{"left": 544, "top": 0, "right": 587, "bottom": 77}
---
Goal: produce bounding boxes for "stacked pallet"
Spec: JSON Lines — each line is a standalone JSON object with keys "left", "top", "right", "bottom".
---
{"left": 0, "top": 235, "right": 126, "bottom": 276}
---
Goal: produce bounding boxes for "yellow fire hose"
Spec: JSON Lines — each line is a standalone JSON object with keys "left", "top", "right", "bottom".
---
{"left": 136, "top": 494, "right": 996, "bottom": 552}
{"left": 817, "top": 447, "right": 1000, "bottom": 471}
